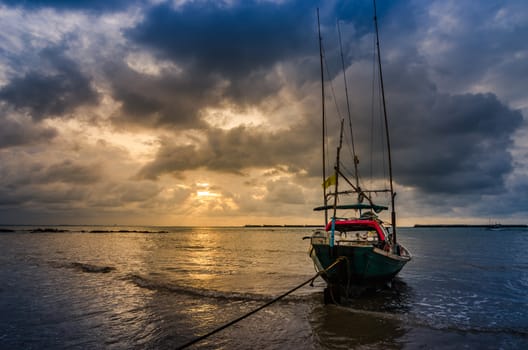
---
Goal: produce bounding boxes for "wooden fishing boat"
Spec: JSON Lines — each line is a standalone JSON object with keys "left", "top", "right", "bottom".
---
{"left": 309, "top": 208, "right": 412, "bottom": 301}
{"left": 307, "top": 2, "right": 411, "bottom": 302}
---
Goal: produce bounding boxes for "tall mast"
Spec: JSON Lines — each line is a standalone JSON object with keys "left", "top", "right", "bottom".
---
{"left": 317, "top": 8, "right": 328, "bottom": 224}
{"left": 373, "top": 0, "right": 397, "bottom": 246}
{"left": 330, "top": 119, "right": 345, "bottom": 248}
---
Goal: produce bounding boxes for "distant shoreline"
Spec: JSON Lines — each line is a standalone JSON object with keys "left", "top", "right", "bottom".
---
{"left": 244, "top": 224, "right": 323, "bottom": 228}
{"left": 414, "top": 224, "right": 528, "bottom": 228}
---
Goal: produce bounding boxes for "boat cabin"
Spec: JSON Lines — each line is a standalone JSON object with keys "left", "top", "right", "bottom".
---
{"left": 324, "top": 219, "right": 389, "bottom": 246}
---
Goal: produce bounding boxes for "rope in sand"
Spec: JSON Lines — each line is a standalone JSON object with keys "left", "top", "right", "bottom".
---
{"left": 176, "top": 257, "right": 345, "bottom": 349}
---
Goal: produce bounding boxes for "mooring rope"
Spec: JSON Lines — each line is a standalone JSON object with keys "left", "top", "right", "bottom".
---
{"left": 176, "top": 257, "right": 345, "bottom": 349}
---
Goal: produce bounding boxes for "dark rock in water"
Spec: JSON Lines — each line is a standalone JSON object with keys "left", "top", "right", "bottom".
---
{"left": 89, "top": 229, "right": 169, "bottom": 233}
{"left": 0, "top": 228, "right": 15, "bottom": 232}
{"left": 70, "top": 262, "right": 115, "bottom": 273}
{"left": 31, "top": 228, "right": 69, "bottom": 233}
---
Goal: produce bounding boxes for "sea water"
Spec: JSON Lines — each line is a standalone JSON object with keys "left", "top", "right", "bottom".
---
{"left": 0, "top": 226, "right": 527, "bottom": 349}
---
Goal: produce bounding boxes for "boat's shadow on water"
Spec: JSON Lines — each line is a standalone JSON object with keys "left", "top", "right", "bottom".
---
{"left": 309, "top": 278, "right": 414, "bottom": 349}
{"left": 345, "top": 277, "right": 414, "bottom": 313}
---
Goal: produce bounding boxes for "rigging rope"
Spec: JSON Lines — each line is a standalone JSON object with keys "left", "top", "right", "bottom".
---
{"left": 337, "top": 20, "right": 360, "bottom": 187}
{"left": 369, "top": 30, "right": 376, "bottom": 187}
{"left": 321, "top": 42, "right": 347, "bottom": 177}
{"left": 175, "top": 257, "right": 346, "bottom": 350}
{"left": 368, "top": 27, "right": 389, "bottom": 192}
{"left": 322, "top": 46, "right": 344, "bottom": 123}
{"left": 322, "top": 42, "right": 357, "bottom": 197}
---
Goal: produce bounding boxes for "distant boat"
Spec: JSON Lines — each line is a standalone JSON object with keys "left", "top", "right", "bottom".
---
{"left": 489, "top": 223, "right": 503, "bottom": 231}
{"left": 307, "top": 2, "right": 411, "bottom": 302}
{"left": 488, "top": 219, "right": 503, "bottom": 230}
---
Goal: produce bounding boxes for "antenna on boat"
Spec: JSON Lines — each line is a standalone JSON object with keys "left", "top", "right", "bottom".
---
{"left": 373, "top": 0, "right": 397, "bottom": 247}
{"left": 317, "top": 8, "right": 328, "bottom": 225}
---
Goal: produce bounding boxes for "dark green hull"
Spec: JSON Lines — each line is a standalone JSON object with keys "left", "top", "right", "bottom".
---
{"left": 310, "top": 243, "right": 410, "bottom": 296}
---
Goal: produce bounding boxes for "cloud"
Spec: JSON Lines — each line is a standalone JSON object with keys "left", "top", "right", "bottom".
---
{"left": 0, "top": 109, "right": 57, "bottom": 148}
{"left": 416, "top": 0, "right": 528, "bottom": 107}
{"left": 40, "top": 160, "right": 102, "bottom": 184}
{"left": 105, "top": 61, "right": 219, "bottom": 128}
{"left": 392, "top": 91, "right": 522, "bottom": 195}
{"left": 127, "top": 1, "right": 316, "bottom": 78}
{"left": 0, "top": 0, "right": 526, "bottom": 225}
{"left": 378, "top": 49, "right": 524, "bottom": 196}
{"left": 0, "top": 137, "right": 166, "bottom": 223}
{"left": 103, "top": 0, "right": 321, "bottom": 130}
{"left": 324, "top": 30, "right": 524, "bottom": 199}
{"left": 0, "top": 0, "right": 132, "bottom": 12}
{"left": 264, "top": 178, "right": 307, "bottom": 205}
{"left": 0, "top": 47, "right": 99, "bottom": 120}
{"left": 0, "top": 153, "right": 103, "bottom": 191}
{"left": 137, "top": 121, "right": 321, "bottom": 180}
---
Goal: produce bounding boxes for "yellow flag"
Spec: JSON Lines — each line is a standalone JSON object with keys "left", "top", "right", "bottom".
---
{"left": 322, "top": 174, "right": 337, "bottom": 189}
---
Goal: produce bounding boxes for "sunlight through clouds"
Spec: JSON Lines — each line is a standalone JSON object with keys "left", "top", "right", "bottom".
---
{"left": 125, "top": 51, "right": 183, "bottom": 77}
{"left": 202, "top": 106, "right": 267, "bottom": 129}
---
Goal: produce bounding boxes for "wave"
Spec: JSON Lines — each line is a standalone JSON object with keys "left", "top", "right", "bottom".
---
{"left": 123, "top": 273, "right": 528, "bottom": 338}
{"left": 333, "top": 304, "right": 528, "bottom": 337}
{"left": 124, "top": 273, "right": 316, "bottom": 303}
{"left": 415, "top": 318, "right": 528, "bottom": 338}
{"left": 463, "top": 262, "right": 528, "bottom": 272}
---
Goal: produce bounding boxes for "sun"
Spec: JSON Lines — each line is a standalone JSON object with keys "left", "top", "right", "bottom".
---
{"left": 197, "top": 190, "right": 219, "bottom": 197}
{"left": 195, "top": 183, "right": 220, "bottom": 198}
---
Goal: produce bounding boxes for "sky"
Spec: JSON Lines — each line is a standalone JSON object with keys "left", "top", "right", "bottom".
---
{"left": 0, "top": 0, "right": 527, "bottom": 226}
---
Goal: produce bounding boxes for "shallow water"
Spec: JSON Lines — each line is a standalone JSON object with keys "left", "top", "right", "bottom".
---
{"left": 0, "top": 226, "right": 527, "bottom": 349}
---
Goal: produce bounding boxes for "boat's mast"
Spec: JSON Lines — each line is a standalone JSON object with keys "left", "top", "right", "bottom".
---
{"left": 330, "top": 120, "right": 345, "bottom": 248}
{"left": 317, "top": 8, "right": 328, "bottom": 224}
{"left": 373, "top": 0, "right": 397, "bottom": 246}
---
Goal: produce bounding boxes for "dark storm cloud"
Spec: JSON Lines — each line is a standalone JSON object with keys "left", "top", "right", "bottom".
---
{"left": 0, "top": 112, "right": 57, "bottom": 148}
{"left": 41, "top": 160, "right": 102, "bottom": 184}
{"left": 0, "top": 158, "right": 102, "bottom": 189}
{"left": 109, "top": 0, "right": 402, "bottom": 130}
{"left": 314, "top": 0, "right": 527, "bottom": 199}
{"left": 0, "top": 164, "right": 91, "bottom": 209}
{"left": 106, "top": 0, "right": 322, "bottom": 128}
{"left": 0, "top": 185, "right": 82, "bottom": 207}
{"left": 497, "top": 174, "right": 528, "bottom": 216}
{"left": 359, "top": 46, "right": 525, "bottom": 197}
{"left": 137, "top": 121, "right": 321, "bottom": 179}
{"left": 127, "top": 0, "right": 524, "bottom": 201}
{"left": 107, "top": 56, "right": 310, "bottom": 129}
{"left": 333, "top": 0, "right": 412, "bottom": 36}
{"left": 105, "top": 62, "right": 221, "bottom": 128}
{"left": 128, "top": 1, "right": 316, "bottom": 78}
{"left": 0, "top": 0, "right": 131, "bottom": 11}
{"left": 0, "top": 48, "right": 98, "bottom": 120}
{"left": 390, "top": 90, "right": 522, "bottom": 195}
